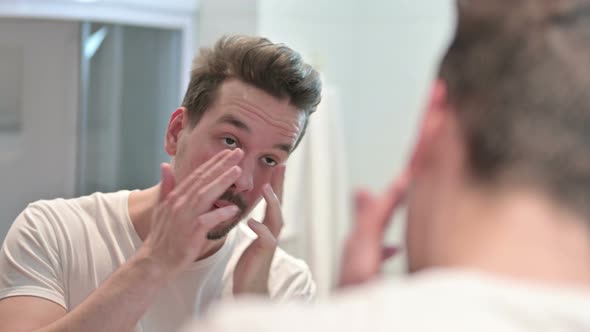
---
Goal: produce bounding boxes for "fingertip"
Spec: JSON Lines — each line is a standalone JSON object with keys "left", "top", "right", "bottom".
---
{"left": 394, "top": 172, "right": 411, "bottom": 194}
{"left": 246, "top": 218, "right": 276, "bottom": 245}
{"left": 354, "top": 189, "right": 371, "bottom": 209}
{"left": 159, "top": 163, "right": 171, "bottom": 181}
{"left": 159, "top": 164, "right": 175, "bottom": 200}
{"left": 231, "top": 148, "right": 244, "bottom": 159}
{"left": 231, "top": 165, "right": 242, "bottom": 174}
{"left": 247, "top": 218, "right": 266, "bottom": 234}
{"left": 161, "top": 162, "right": 173, "bottom": 173}
{"left": 226, "top": 205, "right": 240, "bottom": 216}
{"left": 247, "top": 218, "right": 258, "bottom": 228}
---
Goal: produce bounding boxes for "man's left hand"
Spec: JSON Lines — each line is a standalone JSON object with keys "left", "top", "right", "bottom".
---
{"left": 233, "top": 165, "right": 286, "bottom": 296}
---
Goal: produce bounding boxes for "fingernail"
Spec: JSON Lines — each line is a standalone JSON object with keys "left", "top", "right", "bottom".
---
{"left": 263, "top": 183, "right": 272, "bottom": 195}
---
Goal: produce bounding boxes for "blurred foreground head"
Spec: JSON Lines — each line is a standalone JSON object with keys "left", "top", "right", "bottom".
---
{"left": 406, "top": 0, "right": 590, "bottom": 272}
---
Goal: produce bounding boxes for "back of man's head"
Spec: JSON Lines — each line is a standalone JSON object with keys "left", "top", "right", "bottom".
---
{"left": 440, "top": 0, "right": 590, "bottom": 219}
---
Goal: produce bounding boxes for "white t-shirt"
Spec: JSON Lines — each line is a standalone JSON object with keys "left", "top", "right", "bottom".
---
{"left": 184, "top": 270, "right": 590, "bottom": 332}
{"left": 0, "top": 191, "right": 315, "bottom": 332}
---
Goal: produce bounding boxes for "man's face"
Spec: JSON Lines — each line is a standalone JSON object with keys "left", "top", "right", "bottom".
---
{"left": 169, "top": 79, "right": 305, "bottom": 239}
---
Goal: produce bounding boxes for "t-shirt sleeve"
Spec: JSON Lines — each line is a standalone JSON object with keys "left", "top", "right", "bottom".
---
{"left": 0, "top": 203, "right": 66, "bottom": 308}
{"left": 268, "top": 250, "right": 317, "bottom": 302}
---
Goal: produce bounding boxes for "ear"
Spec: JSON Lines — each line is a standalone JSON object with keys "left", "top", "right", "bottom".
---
{"left": 164, "top": 107, "right": 189, "bottom": 156}
{"left": 408, "top": 80, "right": 450, "bottom": 173}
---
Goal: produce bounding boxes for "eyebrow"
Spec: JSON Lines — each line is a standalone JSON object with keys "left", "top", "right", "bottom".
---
{"left": 216, "top": 114, "right": 293, "bottom": 154}
{"left": 275, "top": 143, "right": 292, "bottom": 154}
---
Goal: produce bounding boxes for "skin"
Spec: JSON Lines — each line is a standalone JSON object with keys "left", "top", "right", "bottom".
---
{"left": 340, "top": 80, "right": 590, "bottom": 288}
{"left": 0, "top": 79, "right": 305, "bottom": 331}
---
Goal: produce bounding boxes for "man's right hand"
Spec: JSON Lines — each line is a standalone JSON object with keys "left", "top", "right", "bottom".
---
{"left": 141, "top": 148, "right": 244, "bottom": 278}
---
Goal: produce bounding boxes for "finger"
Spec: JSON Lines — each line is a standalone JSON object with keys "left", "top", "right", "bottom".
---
{"left": 270, "top": 165, "right": 286, "bottom": 204}
{"left": 354, "top": 189, "right": 379, "bottom": 234}
{"left": 170, "top": 149, "right": 231, "bottom": 195}
{"left": 174, "top": 149, "right": 243, "bottom": 197}
{"left": 195, "top": 205, "right": 240, "bottom": 229}
{"left": 354, "top": 189, "right": 373, "bottom": 220}
{"left": 247, "top": 218, "right": 278, "bottom": 249}
{"left": 381, "top": 246, "right": 401, "bottom": 261}
{"left": 159, "top": 163, "right": 176, "bottom": 202}
{"left": 261, "top": 184, "right": 283, "bottom": 237}
{"left": 193, "top": 165, "right": 243, "bottom": 211}
{"left": 197, "top": 148, "right": 244, "bottom": 189}
{"left": 375, "top": 172, "right": 410, "bottom": 232}
{"left": 184, "top": 149, "right": 244, "bottom": 200}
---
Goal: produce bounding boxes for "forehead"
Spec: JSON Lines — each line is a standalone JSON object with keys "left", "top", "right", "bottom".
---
{"left": 204, "top": 79, "right": 306, "bottom": 141}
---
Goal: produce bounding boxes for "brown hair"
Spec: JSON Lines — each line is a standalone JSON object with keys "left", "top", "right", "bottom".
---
{"left": 439, "top": 0, "right": 590, "bottom": 217}
{"left": 181, "top": 35, "right": 322, "bottom": 150}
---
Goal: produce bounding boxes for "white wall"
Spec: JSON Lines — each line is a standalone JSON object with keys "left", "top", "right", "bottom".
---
{"left": 258, "top": 0, "right": 455, "bottom": 191}
{"left": 197, "top": 0, "right": 257, "bottom": 48}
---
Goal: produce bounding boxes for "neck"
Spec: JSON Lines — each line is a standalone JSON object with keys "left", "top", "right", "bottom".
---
{"left": 437, "top": 184, "right": 590, "bottom": 287}
{"left": 128, "top": 184, "right": 226, "bottom": 261}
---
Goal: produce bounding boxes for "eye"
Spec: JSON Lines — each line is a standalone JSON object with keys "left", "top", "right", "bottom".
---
{"left": 261, "top": 156, "right": 278, "bottom": 167}
{"left": 222, "top": 137, "right": 239, "bottom": 149}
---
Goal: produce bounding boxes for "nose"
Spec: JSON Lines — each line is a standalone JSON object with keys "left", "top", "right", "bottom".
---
{"left": 232, "top": 157, "right": 254, "bottom": 193}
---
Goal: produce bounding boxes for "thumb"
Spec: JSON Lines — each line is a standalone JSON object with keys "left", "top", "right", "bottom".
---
{"left": 159, "top": 163, "right": 175, "bottom": 201}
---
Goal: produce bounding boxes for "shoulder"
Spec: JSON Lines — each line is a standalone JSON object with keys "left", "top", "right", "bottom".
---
{"left": 29, "top": 191, "right": 129, "bottom": 227}
{"left": 4, "top": 191, "right": 131, "bottom": 251}
{"left": 22, "top": 191, "right": 128, "bottom": 219}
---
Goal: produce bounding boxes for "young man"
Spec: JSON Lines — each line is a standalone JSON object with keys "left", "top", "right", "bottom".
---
{"left": 184, "top": 0, "right": 590, "bottom": 331}
{"left": 0, "top": 35, "right": 322, "bottom": 332}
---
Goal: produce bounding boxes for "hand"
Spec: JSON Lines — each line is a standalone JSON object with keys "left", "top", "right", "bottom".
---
{"left": 339, "top": 172, "right": 410, "bottom": 288}
{"left": 141, "top": 149, "right": 244, "bottom": 279}
{"left": 233, "top": 165, "right": 286, "bottom": 296}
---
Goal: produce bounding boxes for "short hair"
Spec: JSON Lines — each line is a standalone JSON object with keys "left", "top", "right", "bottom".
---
{"left": 439, "top": 0, "right": 590, "bottom": 217}
{"left": 181, "top": 35, "right": 322, "bottom": 150}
